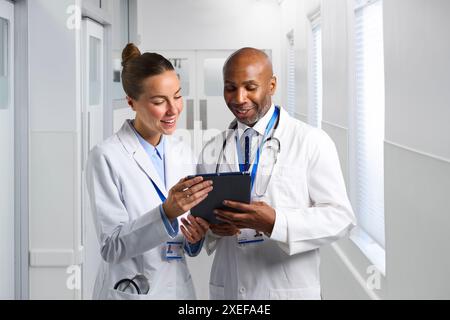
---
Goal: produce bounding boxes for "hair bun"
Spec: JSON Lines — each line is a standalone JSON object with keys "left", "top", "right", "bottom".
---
{"left": 122, "top": 43, "right": 141, "bottom": 67}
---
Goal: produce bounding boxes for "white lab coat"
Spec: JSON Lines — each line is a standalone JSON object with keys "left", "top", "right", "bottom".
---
{"left": 86, "top": 120, "right": 197, "bottom": 300}
{"left": 197, "top": 106, "right": 356, "bottom": 300}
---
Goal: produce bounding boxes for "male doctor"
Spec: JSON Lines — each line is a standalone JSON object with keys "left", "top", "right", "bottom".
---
{"left": 197, "top": 48, "right": 356, "bottom": 300}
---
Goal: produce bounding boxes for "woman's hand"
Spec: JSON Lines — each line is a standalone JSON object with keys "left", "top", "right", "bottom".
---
{"left": 163, "top": 176, "right": 213, "bottom": 220}
{"left": 181, "top": 215, "right": 210, "bottom": 244}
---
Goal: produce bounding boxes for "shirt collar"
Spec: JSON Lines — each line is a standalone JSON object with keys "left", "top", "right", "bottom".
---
{"left": 237, "top": 104, "right": 275, "bottom": 138}
{"left": 130, "top": 121, "right": 165, "bottom": 160}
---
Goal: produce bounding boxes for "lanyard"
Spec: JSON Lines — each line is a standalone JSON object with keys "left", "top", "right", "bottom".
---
{"left": 235, "top": 106, "right": 280, "bottom": 191}
{"left": 150, "top": 179, "right": 166, "bottom": 203}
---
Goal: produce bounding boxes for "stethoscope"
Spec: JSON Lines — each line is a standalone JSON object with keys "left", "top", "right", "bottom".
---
{"left": 215, "top": 106, "right": 282, "bottom": 194}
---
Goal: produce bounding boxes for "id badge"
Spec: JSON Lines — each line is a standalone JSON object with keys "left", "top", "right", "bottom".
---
{"left": 165, "top": 241, "right": 184, "bottom": 260}
{"left": 237, "top": 228, "right": 265, "bottom": 245}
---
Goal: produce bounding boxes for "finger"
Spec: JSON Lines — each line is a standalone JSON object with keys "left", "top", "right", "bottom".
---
{"left": 195, "top": 217, "right": 210, "bottom": 232}
{"left": 176, "top": 186, "right": 211, "bottom": 212}
{"left": 214, "top": 209, "right": 242, "bottom": 222}
{"left": 176, "top": 176, "right": 204, "bottom": 192}
{"left": 181, "top": 217, "right": 201, "bottom": 238}
{"left": 187, "top": 215, "right": 203, "bottom": 232}
{"left": 187, "top": 180, "right": 214, "bottom": 195}
{"left": 181, "top": 225, "right": 196, "bottom": 243}
{"left": 181, "top": 223, "right": 200, "bottom": 243}
{"left": 214, "top": 214, "right": 234, "bottom": 225}
{"left": 181, "top": 185, "right": 212, "bottom": 205}
{"left": 181, "top": 182, "right": 213, "bottom": 201}
{"left": 185, "top": 193, "right": 209, "bottom": 209}
{"left": 188, "top": 216, "right": 208, "bottom": 236}
{"left": 223, "top": 200, "right": 253, "bottom": 212}
{"left": 216, "top": 210, "right": 252, "bottom": 225}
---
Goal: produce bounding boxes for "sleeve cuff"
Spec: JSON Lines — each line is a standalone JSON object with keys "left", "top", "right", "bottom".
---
{"left": 159, "top": 204, "right": 179, "bottom": 238}
{"left": 269, "top": 209, "right": 288, "bottom": 243}
{"left": 184, "top": 237, "right": 204, "bottom": 257}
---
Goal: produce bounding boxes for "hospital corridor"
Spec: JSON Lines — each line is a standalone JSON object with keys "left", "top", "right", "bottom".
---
{"left": 0, "top": 0, "right": 449, "bottom": 301}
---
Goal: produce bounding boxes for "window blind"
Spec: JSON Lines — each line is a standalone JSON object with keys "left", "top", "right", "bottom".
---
{"left": 308, "top": 16, "right": 322, "bottom": 128}
{"left": 286, "top": 30, "right": 295, "bottom": 117}
{"left": 352, "top": 0, "right": 386, "bottom": 248}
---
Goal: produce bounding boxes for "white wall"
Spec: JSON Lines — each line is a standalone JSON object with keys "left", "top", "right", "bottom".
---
{"left": 289, "top": 0, "right": 450, "bottom": 299}
{"left": 382, "top": 0, "right": 450, "bottom": 299}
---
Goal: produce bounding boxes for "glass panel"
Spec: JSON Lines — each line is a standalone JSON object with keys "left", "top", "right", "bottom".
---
{"left": 89, "top": 36, "right": 101, "bottom": 105}
{"left": 0, "top": 18, "right": 8, "bottom": 109}
{"left": 169, "top": 58, "right": 190, "bottom": 96}
{"left": 203, "top": 58, "right": 226, "bottom": 96}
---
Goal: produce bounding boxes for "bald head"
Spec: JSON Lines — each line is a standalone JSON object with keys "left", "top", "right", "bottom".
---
{"left": 222, "top": 48, "right": 277, "bottom": 126}
{"left": 223, "top": 47, "right": 273, "bottom": 78}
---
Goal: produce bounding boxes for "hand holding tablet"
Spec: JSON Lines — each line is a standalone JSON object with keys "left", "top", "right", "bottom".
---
{"left": 188, "top": 172, "right": 251, "bottom": 224}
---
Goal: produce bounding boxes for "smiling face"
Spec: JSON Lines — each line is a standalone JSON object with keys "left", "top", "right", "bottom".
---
{"left": 223, "top": 48, "right": 277, "bottom": 126}
{"left": 127, "top": 70, "right": 183, "bottom": 145}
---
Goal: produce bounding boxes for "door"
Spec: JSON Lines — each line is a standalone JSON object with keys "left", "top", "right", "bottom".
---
{"left": 0, "top": 0, "right": 14, "bottom": 299}
{"left": 81, "top": 18, "right": 104, "bottom": 299}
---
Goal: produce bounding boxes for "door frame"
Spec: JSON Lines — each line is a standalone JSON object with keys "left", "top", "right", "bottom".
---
{"left": 81, "top": 17, "right": 105, "bottom": 300}
{"left": 10, "top": 0, "right": 29, "bottom": 300}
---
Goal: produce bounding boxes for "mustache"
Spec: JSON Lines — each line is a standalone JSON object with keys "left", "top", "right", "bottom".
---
{"left": 229, "top": 104, "right": 257, "bottom": 110}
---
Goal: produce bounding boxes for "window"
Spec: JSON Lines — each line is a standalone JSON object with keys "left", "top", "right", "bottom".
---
{"left": 286, "top": 30, "right": 295, "bottom": 117}
{"left": 204, "top": 58, "right": 226, "bottom": 97}
{"left": 89, "top": 36, "right": 101, "bottom": 105}
{"left": 308, "top": 12, "right": 322, "bottom": 128}
{"left": 349, "top": 0, "right": 386, "bottom": 272}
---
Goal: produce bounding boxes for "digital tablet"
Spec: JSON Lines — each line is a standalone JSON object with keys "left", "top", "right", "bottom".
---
{"left": 188, "top": 172, "right": 251, "bottom": 225}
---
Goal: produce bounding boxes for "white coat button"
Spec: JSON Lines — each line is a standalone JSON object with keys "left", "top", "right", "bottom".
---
{"left": 239, "top": 287, "right": 246, "bottom": 294}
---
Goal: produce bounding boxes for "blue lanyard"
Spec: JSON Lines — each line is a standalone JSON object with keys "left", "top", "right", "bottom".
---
{"left": 150, "top": 179, "right": 167, "bottom": 203}
{"left": 235, "top": 106, "right": 280, "bottom": 191}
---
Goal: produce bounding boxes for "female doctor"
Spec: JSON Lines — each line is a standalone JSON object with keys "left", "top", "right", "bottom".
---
{"left": 86, "top": 43, "right": 212, "bottom": 299}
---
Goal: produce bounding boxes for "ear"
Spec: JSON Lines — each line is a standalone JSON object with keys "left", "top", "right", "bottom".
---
{"left": 126, "top": 96, "right": 136, "bottom": 111}
{"left": 269, "top": 75, "right": 277, "bottom": 96}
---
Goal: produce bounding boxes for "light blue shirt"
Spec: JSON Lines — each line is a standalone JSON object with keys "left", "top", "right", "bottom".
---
{"left": 131, "top": 122, "right": 202, "bottom": 256}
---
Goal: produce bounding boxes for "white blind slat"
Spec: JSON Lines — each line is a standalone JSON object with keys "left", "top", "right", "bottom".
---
{"left": 287, "top": 31, "right": 295, "bottom": 117}
{"left": 309, "top": 21, "right": 322, "bottom": 128}
{"left": 352, "top": 0, "right": 385, "bottom": 248}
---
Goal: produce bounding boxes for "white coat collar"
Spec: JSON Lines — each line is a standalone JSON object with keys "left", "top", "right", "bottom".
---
{"left": 117, "top": 120, "right": 168, "bottom": 196}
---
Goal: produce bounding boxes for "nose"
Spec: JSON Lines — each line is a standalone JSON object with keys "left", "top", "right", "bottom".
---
{"left": 234, "top": 88, "right": 248, "bottom": 105}
{"left": 166, "top": 98, "right": 180, "bottom": 116}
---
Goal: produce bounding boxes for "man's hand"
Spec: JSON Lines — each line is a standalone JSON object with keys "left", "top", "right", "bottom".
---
{"left": 214, "top": 200, "right": 276, "bottom": 235}
{"left": 210, "top": 223, "right": 241, "bottom": 237}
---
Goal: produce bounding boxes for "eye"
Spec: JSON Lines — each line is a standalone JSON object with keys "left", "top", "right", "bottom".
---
{"left": 224, "top": 85, "right": 236, "bottom": 92}
{"left": 174, "top": 95, "right": 183, "bottom": 100}
{"left": 151, "top": 99, "right": 165, "bottom": 105}
{"left": 246, "top": 85, "right": 258, "bottom": 91}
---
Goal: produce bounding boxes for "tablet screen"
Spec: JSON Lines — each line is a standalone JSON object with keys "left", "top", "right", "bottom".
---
{"left": 189, "top": 172, "right": 251, "bottom": 224}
